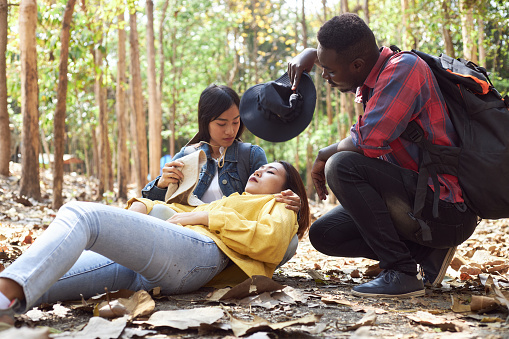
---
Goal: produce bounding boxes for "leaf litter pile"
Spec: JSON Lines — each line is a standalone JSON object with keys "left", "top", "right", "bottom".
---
{"left": 1, "top": 163, "right": 509, "bottom": 338}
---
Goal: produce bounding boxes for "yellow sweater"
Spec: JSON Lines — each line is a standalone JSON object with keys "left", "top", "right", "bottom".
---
{"left": 127, "top": 193, "right": 298, "bottom": 286}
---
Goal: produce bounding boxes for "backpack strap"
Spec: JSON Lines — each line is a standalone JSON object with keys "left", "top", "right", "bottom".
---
{"left": 401, "top": 121, "right": 441, "bottom": 242}
{"left": 236, "top": 142, "right": 252, "bottom": 187}
{"left": 375, "top": 45, "right": 440, "bottom": 242}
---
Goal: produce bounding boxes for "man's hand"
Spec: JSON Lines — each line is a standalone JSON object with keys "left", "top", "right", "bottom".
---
{"left": 288, "top": 48, "right": 318, "bottom": 90}
{"left": 275, "top": 189, "right": 301, "bottom": 213}
{"left": 157, "top": 160, "right": 185, "bottom": 189}
{"left": 311, "top": 158, "right": 328, "bottom": 200}
{"left": 167, "top": 211, "right": 209, "bottom": 227}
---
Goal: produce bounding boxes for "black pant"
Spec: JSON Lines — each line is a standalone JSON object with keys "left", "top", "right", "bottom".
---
{"left": 309, "top": 152, "right": 478, "bottom": 274}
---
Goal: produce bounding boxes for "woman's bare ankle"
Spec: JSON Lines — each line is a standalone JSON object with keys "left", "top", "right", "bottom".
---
{"left": 0, "top": 278, "right": 24, "bottom": 302}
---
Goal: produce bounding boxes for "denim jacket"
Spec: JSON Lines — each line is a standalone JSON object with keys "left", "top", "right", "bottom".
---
{"left": 141, "top": 141, "right": 267, "bottom": 201}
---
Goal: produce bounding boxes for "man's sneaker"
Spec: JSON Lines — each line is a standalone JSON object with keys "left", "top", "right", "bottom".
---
{"left": 352, "top": 270, "right": 425, "bottom": 298}
{"left": 420, "top": 246, "right": 456, "bottom": 287}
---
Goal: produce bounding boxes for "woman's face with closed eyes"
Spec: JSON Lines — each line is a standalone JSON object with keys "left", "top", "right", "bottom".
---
{"left": 244, "top": 163, "right": 286, "bottom": 195}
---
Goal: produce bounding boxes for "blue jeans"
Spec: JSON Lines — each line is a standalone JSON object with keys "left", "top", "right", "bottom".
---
{"left": 0, "top": 201, "right": 230, "bottom": 313}
{"left": 309, "top": 152, "right": 477, "bottom": 274}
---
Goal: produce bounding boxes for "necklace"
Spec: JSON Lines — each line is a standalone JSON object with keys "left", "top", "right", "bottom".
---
{"left": 200, "top": 141, "right": 227, "bottom": 168}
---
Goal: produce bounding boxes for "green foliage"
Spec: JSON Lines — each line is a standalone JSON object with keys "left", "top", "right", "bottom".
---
{"left": 5, "top": 0, "right": 509, "bottom": 193}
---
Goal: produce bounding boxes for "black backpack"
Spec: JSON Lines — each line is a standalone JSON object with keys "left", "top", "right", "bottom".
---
{"left": 387, "top": 46, "right": 509, "bottom": 232}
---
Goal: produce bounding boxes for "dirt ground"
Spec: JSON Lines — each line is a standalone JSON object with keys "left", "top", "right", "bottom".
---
{"left": 1, "top": 164, "right": 509, "bottom": 338}
{"left": 4, "top": 232, "right": 509, "bottom": 338}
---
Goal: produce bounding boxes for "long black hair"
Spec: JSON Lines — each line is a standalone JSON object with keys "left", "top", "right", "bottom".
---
{"left": 188, "top": 84, "right": 245, "bottom": 144}
{"left": 278, "top": 161, "right": 310, "bottom": 240}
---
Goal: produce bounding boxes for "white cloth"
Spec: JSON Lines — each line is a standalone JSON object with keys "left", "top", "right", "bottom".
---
{"left": 201, "top": 160, "right": 224, "bottom": 203}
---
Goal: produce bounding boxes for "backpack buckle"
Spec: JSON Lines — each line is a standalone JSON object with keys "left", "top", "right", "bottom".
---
{"left": 403, "top": 126, "right": 422, "bottom": 143}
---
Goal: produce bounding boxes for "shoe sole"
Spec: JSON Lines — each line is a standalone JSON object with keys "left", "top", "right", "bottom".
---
{"left": 351, "top": 289, "right": 425, "bottom": 298}
{"left": 429, "top": 246, "right": 457, "bottom": 288}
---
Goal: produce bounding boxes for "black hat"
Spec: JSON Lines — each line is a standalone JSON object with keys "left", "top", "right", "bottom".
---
{"left": 239, "top": 72, "right": 316, "bottom": 142}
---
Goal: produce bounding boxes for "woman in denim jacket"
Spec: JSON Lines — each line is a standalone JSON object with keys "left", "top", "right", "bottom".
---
{"left": 142, "top": 84, "right": 300, "bottom": 210}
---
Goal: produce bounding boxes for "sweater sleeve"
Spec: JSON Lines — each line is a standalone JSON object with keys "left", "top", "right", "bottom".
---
{"left": 207, "top": 200, "right": 297, "bottom": 264}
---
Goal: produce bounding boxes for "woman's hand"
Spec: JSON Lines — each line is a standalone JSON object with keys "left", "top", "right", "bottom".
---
{"left": 167, "top": 211, "right": 209, "bottom": 227}
{"left": 128, "top": 201, "right": 147, "bottom": 214}
{"left": 287, "top": 48, "right": 318, "bottom": 90}
{"left": 157, "top": 160, "right": 185, "bottom": 189}
{"left": 275, "top": 189, "right": 301, "bottom": 213}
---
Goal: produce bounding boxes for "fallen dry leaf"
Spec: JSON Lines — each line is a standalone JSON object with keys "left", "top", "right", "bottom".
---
{"left": 239, "top": 292, "right": 280, "bottom": 309}
{"left": 363, "top": 263, "right": 382, "bottom": 277}
{"left": 450, "top": 256, "right": 467, "bottom": 271}
{"left": 87, "top": 289, "right": 136, "bottom": 303}
{"left": 345, "top": 310, "right": 377, "bottom": 331}
{"left": 350, "top": 269, "right": 361, "bottom": 278}
{"left": 49, "top": 304, "right": 70, "bottom": 318}
{"left": 219, "top": 275, "right": 285, "bottom": 301}
{"left": 280, "top": 286, "right": 306, "bottom": 303}
{"left": 97, "top": 299, "right": 129, "bottom": 318}
{"left": 406, "top": 311, "right": 464, "bottom": 332}
{"left": 451, "top": 296, "right": 471, "bottom": 313}
{"left": 351, "top": 305, "right": 388, "bottom": 314}
{"left": 306, "top": 269, "right": 328, "bottom": 284}
{"left": 95, "top": 290, "right": 155, "bottom": 319}
{"left": 470, "top": 295, "right": 498, "bottom": 312}
{"left": 52, "top": 315, "right": 128, "bottom": 338}
{"left": 139, "top": 307, "right": 224, "bottom": 329}
{"left": 23, "top": 308, "right": 47, "bottom": 322}
{"left": 229, "top": 313, "right": 322, "bottom": 337}
{"left": 321, "top": 295, "right": 351, "bottom": 306}
{"left": 206, "top": 288, "right": 231, "bottom": 302}
{"left": 0, "top": 326, "right": 50, "bottom": 339}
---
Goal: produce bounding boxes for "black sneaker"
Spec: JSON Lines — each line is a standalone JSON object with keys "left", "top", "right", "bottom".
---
{"left": 352, "top": 270, "right": 425, "bottom": 298}
{"left": 420, "top": 246, "right": 456, "bottom": 287}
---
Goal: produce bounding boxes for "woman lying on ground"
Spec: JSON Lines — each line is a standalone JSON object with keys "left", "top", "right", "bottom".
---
{"left": 0, "top": 161, "right": 310, "bottom": 325}
{"left": 142, "top": 84, "right": 300, "bottom": 211}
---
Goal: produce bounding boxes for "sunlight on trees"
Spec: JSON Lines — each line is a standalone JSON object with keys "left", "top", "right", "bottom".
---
{"left": 0, "top": 0, "right": 507, "bottom": 201}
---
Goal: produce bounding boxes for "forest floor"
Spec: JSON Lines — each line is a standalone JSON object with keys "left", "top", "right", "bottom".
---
{"left": 1, "top": 163, "right": 509, "bottom": 339}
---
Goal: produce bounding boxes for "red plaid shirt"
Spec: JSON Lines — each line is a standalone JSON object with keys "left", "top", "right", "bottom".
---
{"left": 351, "top": 47, "right": 463, "bottom": 203}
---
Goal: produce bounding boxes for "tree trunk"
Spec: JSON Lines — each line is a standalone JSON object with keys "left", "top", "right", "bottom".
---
{"left": 460, "top": 0, "right": 475, "bottom": 61}
{"left": 106, "top": 123, "right": 113, "bottom": 191}
{"left": 251, "top": 0, "right": 259, "bottom": 83}
{"left": 168, "top": 8, "right": 179, "bottom": 157}
{"left": 305, "top": 134, "right": 314, "bottom": 199}
{"left": 227, "top": 28, "right": 239, "bottom": 87}
{"left": 53, "top": 0, "right": 76, "bottom": 210}
{"left": 0, "top": 0, "right": 9, "bottom": 176}
{"left": 440, "top": 0, "right": 455, "bottom": 57}
{"left": 401, "top": 0, "right": 409, "bottom": 49}
{"left": 82, "top": 136, "right": 90, "bottom": 178}
{"left": 363, "top": 0, "right": 369, "bottom": 24}
{"left": 94, "top": 47, "right": 109, "bottom": 199}
{"left": 91, "top": 124, "right": 98, "bottom": 178}
{"left": 158, "top": 0, "right": 169, "bottom": 105}
{"left": 341, "top": 0, "right": 349, "bottom": 13}
{"left": 147, "top": 0, "right": 161, "bottom": 181}
{"left": 128, "top": 85, "right": 141, "bottom": 191}
{"left": 294, "top": 0, "right": 309, "bottom": 170}
{"left": 40, "top": 126, "right": 51, "bottom": 168}
{"left": 326, "top": 85, "right": 332, "bottom": 125}
{"left": 19, "top": 0, "right": 41, "bottom": 200}
{"left": 301, "top": 0, "right": 307, "bottom": 48}
{"left": 129, "top": 11, "right": 148, "bottom": 193}
{"left": 116, "top": 13, "right": 128, "bottom": 200}
{"left": 478, "top": 17, "right": 485, "bottom": 67}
